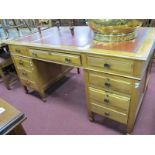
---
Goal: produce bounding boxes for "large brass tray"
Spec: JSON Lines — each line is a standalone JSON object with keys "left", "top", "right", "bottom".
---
{"left": 88, "top": 19, "right": 142, "bottom": 42}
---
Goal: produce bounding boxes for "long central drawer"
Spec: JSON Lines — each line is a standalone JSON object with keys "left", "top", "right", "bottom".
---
{"left": 29, "top": 49, "right": 81, "bottom": 66}
{"left": 88, "top": 87, "right": 130, "bottom": 112}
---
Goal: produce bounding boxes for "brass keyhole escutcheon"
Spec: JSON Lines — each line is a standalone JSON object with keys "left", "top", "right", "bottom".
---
{"left": 32, "top": 53, "right": 37, "bottom": 57}
{"left": 104, "top": 98, "right": 109, "bottom": 104}
{"left": 19, "top": 61, "right": 24, "bottom": 65}
{"left": 104, "top": 82, "right": 111, "bottom": 87}
{"left": 104, "top": 63, "right": 110, "bottom": 68}
{"left": 16, "top": 49, "right": 21, "bottom": 53}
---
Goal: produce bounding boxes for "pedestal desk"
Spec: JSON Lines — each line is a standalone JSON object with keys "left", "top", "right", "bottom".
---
{"left": 5, "top": 26, "right": 155, "bottom": 133}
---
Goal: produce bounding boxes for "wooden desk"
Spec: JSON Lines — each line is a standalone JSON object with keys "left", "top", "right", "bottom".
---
{"left": 5, "top": 26, "right": 155, "bottom": 133}
{"left": 0, "top": 98, "right": 26, "bottom": 135}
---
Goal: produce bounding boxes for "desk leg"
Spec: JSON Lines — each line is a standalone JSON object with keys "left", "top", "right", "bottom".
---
{"left": 77, "top": 68, "right": 80, "bottom": 74}
{"left": 24, "top": 86, "right": 29, "bottom": 94}
{"left": 10, "top": 124, "right": 27, "bottom": 135}
{"left": 39, "top": 90, "right": 47, "bottom": 102}
{"left": 88, "top": 112, "right": 95, "bottom": 122}
{"left": 0, "top": 68, "right": 11, "bottom": 90}
{"left": 83, "top": 70, "right": 95, "bottom": 122}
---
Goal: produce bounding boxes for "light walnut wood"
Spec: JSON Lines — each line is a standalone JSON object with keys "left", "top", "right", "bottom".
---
{"left": 29, "top": 49, "right": 81, "bottom": 66}
{"left": 0, "top": 98, "right": 26, "bottom": 135}
{"left": 90, "top": 102, "right": 128, "bottom": 124}
{"left": 88, "top": 71, "right": 133, "bottom": 95}
{"left": 89, "top": 87, "right": 130, "bottom": 112}
{"left": 87, "top": 55, "right": 134, "bottom": 75}
{"left": 5, "top": 26, "right": 155, "bottom": 133}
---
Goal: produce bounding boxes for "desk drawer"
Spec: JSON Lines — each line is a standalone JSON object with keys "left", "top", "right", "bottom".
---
{"left": 89, "top": 87, "right": 130, "bottom": 112}
{"left": 20, "top": 78, "right": 38, "bottom": 90}
{"left": 13, "top": 56, "right": 33, "bottom": 69}
{"left": 9, "top": 45, "right": 29, "bottom": 56}
{"left": 29, "top": 49, "right": 81, "bottom": 66}
{"left": 17, "top": 68, "right": 36, "bottom": 80}
{"left": 87, "top": 56, "right": 134, "bottom": 75}
{"left": 91, "top": 103, "right": 128, "bottom": 124}
{"left": 89, "top": 72, "right": 132, "bottom": 94}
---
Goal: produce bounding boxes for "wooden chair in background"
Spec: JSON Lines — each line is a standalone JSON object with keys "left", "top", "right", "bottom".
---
{"left": 0, "top": 44, "right": 16, "bottom": 90}
{"left": 0, "top": 19, "right": 32, "bottom": 38}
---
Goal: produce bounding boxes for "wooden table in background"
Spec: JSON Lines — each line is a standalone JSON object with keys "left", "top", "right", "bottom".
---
{"left": 0, "top": 98, "right": 26, "bottom": 135}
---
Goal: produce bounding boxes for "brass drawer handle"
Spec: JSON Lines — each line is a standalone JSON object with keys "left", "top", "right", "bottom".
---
{"left": 65, "top": 58, "right": 71, "bottom": 63}
{"left": 32, "top": 52, "right": 38, "bottom": 57}
{"left": 104, "top": 82, "right": 111, "bottom": 87}
{"left": 104, "top": 99, "right": 109, "bottom": 104}
{"left": 19, "top": 61, "right": 24, "bottom": 65}
{"left": 16, "top": 49, "right": 21, "bottom": 53}
{"left": 22, "top": 71, "right": 28, "bottom": 76}
{"left": 26, "top": 80, "right": 30, "bottom": 85}
{"left": 104, "top": 112, "right": 110, "bottom": 117}
{"left": 104, "top": 63, "right": 110, "bottom": 68}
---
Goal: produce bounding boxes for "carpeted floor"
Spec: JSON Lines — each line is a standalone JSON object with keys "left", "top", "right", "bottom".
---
{"left": 0, "top": 64, "right": 155, "bottom": 135}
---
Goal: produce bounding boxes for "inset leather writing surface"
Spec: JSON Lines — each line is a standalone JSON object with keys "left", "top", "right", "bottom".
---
{"left": 13, "top": 26, "right": 152, "bottom": 55}
{"left": 18, "top": 26, "right": 93, "bottom": 47}
{"left": 92, "top": 28, "right": 149, "bottom": 53}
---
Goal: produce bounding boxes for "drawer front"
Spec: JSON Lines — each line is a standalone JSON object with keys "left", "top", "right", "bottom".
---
{"left": 17, "top": 68, "right": 36, "bottom": 80}
{"left": 91, "top": 103, "right": 128, "bottom": 124}
{"left": 20, "top": 78, "right": 38, "bottom": 90}
{"left": 9, "top": 45, "right": 29, "bottom": 56}
{"left": 89, "top": 72, "right": 132, "bottom": 94}
{"left": 87, "top": 56, "right": 134, "bottom": 75}
{"left": 12, "top": 56, "right": 33, "bottom": 69}
{"left": 89, "top": 87, "right": 130, "bottom": 112}
{"left": 29, "top": 49, "right": 81, "bottom": 66}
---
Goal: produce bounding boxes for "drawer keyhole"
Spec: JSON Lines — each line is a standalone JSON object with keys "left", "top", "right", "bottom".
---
{"left": 22, "top": 72, "right": 27, "bottom": 76}
{"left": 104, "top": 99, "right": 109, "bottom": 104}
{"left": 19, "top": 61, "right": 24, "bottom": 65}
{"left": 32, "top": 53, "right": 38, "bottom": 57}
{"left": 104, "top": 63, "right": 110, "bottom": 68}
{"left": 16, "top": 49, "right": 21, "bottom": 53}
{"left": 104, "top": 82, "right": 111, "bottom": 87}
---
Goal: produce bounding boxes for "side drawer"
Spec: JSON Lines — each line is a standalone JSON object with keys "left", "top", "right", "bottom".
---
{"left": 88, "top": 87, "right": 130, "bottom": 112}
{"left": 29, "top": 49, "right": 81, "bottom": 66}
{"left": 9, "top": 45, "right": 29, "bottom": 56}
{"left": 12, "top": 56, "right": 33, "bottom": 69}
{"left": 87, "top": 55, "right": 134, "bottom": 75}
{"left": 20, "top": 78, "right": 38, "bottom": 90}
{"left": 91, "top": 103, "right": 128, "bottom": 124}
{"left": 89, "top": 72, "right": 133, "bottom": 94}
{"left": 16, "top": 68, "right": 36, "bottom": 81}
